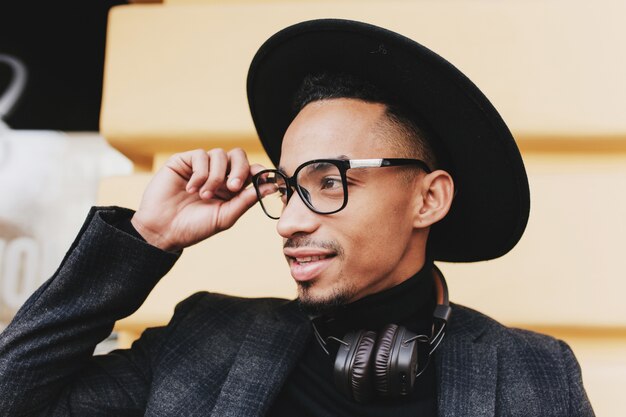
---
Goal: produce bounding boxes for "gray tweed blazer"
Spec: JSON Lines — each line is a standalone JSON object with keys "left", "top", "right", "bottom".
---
{"left": 0, "top": 207, "right": 594, "bottom": 416}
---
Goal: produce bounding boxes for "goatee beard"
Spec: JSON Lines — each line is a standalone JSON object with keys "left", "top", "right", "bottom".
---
{"left": 296, "top": 281, "right": 354, "bottom": 316}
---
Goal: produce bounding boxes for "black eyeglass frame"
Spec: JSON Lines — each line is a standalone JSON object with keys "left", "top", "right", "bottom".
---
{"left": 252, "top": 158, "right": 432, "bottom": 220}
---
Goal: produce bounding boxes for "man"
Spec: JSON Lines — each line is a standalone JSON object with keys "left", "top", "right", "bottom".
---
{"left": 0, "top": 19, "right": 593, "bottom": 416}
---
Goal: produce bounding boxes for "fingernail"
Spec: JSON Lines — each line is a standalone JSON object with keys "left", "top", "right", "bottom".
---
{"left": 201, "top": 190, "right": 212, "bottom": 199}
{"left": 188, "top": 186, "right": 197, "bottom": 193}
{"left": 229, "top": 178, "right": 241, "bottom": 188}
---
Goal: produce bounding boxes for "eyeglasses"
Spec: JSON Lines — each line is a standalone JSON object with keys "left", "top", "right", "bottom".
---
{"left": 252, "top": 158, "right": 432, "bottom": 219}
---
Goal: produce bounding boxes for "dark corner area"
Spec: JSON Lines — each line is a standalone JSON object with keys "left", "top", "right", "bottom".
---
{"left": 0, "top": 1, "right": 128, "bottom": 131}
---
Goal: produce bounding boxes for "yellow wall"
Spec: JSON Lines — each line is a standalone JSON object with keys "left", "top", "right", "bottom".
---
{"left": 99, "top": 2, "right": 626, "bottom": 415}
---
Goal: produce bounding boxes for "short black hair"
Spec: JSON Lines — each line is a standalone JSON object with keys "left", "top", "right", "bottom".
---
{"left": 292, "top": 73, "right": 438, "bottom": 170}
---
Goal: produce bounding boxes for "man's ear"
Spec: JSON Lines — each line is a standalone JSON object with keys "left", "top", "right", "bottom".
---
{"left": 413, "top": 170, "right": 454, "bottom": 228}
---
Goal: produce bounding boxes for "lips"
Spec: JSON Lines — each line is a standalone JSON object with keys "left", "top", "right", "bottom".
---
{"left": 284, "top": 248, "right": 337, "bottom": 282}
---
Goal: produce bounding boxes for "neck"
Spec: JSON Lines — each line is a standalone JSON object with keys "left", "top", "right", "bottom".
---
{"left": 347, "top": 235, "right": 429, "bottom": 304}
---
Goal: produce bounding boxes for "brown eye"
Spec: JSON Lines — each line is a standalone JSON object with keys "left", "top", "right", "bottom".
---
{"left": 320, "top": 177, "right": 342, "bottom": 190}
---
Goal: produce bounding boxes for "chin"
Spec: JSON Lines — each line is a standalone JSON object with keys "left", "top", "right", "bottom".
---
{"left": 296, "top": 281, "right": 355, "bottom": 316}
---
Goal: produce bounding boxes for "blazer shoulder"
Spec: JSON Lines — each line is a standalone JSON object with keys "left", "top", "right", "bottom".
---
{"left": 450, "top": 303, "right": 563, "bottom": 351}
{"left": 448, "top": 304, "right": 594, "bottom": 416}
{"left": 165, "top": 291, "right": 295, "bottom": 329}
{"left": 134, "top": 292, "right": 298, "bottom": 360}
{"left": 177, "top": 291, "right": 292, "bottom": 312}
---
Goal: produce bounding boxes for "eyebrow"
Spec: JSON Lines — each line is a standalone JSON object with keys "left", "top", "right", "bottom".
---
{"left": 278, "top": 155, "right": 350, "bottom": 175}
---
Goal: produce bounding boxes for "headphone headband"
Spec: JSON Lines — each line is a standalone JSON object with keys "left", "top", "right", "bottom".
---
{"left": 432, "top": 264, "right": 452, "bottom": 323}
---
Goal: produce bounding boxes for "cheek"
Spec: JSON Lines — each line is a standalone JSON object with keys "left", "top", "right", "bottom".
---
{"left": 339, "top": 197, "right": 415, "bottom": 269}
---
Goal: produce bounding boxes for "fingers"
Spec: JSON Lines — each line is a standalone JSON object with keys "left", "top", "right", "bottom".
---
{"left": 185, "top": 149, "right": 210, "bottom": 193}
{"left": 177, "top": 148, "right": 258, "bottom": 201}
{"left": 249, "top": 163, "right": 266, "bottom": 177}
{"left": 200, "top": 149, "right": 229, "bottom": 199}
{"left": 225, "top": 148, "right": 250, "bottom": 192}
{"left": 218, "top": 185, "right": 262, "bottom": 231}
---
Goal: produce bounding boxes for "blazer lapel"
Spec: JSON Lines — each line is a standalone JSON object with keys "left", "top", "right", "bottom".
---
{"left": 210, "top": 301, "right": 310, "bottom": 417}
{"left": 436, "top": 306, "right": 498, "bottom": 417}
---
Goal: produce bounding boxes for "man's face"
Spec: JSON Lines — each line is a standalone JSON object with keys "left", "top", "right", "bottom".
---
{"left": 277, "top": 98, "right": 428, "bottom": 313}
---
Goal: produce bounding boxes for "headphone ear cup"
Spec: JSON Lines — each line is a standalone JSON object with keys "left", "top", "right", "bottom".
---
{"left": 373, "top": 323, "right": 399, "bottom": 397}
{"left": 374, "top": 324, "right": 419, "bottom": 398}
{"left": 333, "top": 329, "right": 377, "bottom": 403}
{"left": 350, "top": 330, "right": 377, "bottom": 403}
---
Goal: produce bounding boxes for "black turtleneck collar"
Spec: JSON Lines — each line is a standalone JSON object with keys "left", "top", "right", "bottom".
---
{"left": 311, "top": 260, "right": 437, "bottom": 344}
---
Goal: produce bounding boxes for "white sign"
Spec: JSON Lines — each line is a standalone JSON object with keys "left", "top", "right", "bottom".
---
{"left": 0, "top": 54, "right": 132, "bottom": 328}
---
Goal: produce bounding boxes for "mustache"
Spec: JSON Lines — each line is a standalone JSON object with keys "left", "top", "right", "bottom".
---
{"left": 283, "top": 236, "right": 344, "bottom": 257}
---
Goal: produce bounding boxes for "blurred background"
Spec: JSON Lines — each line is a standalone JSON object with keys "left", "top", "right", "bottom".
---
{"left": 1, "top": 1, "right": 624, "bottom": 415}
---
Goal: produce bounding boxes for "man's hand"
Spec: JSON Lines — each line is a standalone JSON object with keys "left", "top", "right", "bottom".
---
{"left": 130, "top": 148, "right": 265, "bottom": 252}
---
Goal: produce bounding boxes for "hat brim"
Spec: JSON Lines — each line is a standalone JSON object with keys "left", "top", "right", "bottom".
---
{"left": 247, "top": 19, "right": 530, "bottom": 262}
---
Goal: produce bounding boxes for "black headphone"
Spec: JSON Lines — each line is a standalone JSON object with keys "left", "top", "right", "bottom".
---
{"left": 312, "top": 266, "right": 451, "bottom": 403}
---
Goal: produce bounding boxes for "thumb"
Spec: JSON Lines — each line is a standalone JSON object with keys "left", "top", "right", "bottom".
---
{"left": 218, "top": 186, "right": 261, "bottom": 229}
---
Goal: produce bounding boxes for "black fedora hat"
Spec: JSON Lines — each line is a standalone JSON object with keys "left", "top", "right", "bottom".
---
{"left": 247, "top": 19, "right": 530, "bottom": 262}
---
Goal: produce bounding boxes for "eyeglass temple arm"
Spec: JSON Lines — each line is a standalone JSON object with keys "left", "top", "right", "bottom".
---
{"left": 348, "top": 159, "right": 385, "bottom": 168}
{"left": 349, "top": 158, "right": 431, "bottom": 172}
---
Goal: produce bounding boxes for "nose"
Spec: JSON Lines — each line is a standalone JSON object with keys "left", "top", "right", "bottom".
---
{"left": 276, "top": 190, "right": 320, "bottom": 239}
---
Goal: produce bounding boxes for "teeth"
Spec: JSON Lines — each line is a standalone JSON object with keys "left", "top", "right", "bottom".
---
{"left": 296, "top": 255, "right": 327, "bottom": 263}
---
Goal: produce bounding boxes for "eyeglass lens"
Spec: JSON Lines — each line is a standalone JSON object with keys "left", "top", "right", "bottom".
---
{"left": 255, "top": 171, "right": 288, "bottom": 219}
{"left": 255, "top": 161, "right": 345, "bottom": 219}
